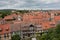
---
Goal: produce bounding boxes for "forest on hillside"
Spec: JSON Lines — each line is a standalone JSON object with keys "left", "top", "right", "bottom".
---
{"left": 0, "top": 9, "right": 30, "bottom": 18}
{"left": 0, "top": 9, "right": 50, "bottom": 18}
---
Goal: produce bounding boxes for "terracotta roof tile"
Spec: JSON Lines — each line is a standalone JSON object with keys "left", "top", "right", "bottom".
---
{"left": 0, "top": 24, "right": 10, "bottom": 34}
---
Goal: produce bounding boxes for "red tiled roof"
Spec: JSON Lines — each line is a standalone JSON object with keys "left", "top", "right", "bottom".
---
{"left": 54, "top": 16, "right": 60, "bottom": 21}
{"left": 0, "top": 24, "right": 10, "bottom": 34}
{"left": 4, "top": 14, "right": 17, "bottom": 20}
{"left": 2, "top": 11, "right": 60, "bottom": 32}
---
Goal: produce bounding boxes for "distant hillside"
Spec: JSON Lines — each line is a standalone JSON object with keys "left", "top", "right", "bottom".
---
{"left": 0, "top": 9, "right": 13, "bottom": 18}
{"left": 0, "top": 9, "right": 30, "bottom": 18}
{"left": 0, "top": 9, "right": 56, "bottom": 18}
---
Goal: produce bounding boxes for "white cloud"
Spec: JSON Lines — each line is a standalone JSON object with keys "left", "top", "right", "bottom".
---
{"left": 0, "top": 0, "right": 60, "bottom": 9}
{"left": 33, "top": 0, "right": 60, "bottom": 4}
{"left": 40, "top": 0, "right": 60, "bottom": 4}
{"left": 12, "top": 0, "right": 26, "bottom": 6}
{"left": 0, "top": 0, "right": 26, "bottom": 9}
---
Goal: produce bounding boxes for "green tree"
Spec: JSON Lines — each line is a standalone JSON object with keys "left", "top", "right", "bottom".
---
{"left": 53, "top": 24, "right": 60, "bottom": 40}
{"left": 11, "top": 34, "right": 21, "bottom": 40}
{"left": 40, "top": 24, "right": 60, "bottom": 40}
{"left": 0, "top": 10, "right": 11, "bottom": 18}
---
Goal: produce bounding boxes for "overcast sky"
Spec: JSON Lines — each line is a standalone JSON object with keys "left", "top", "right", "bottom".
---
{"left": 0, "top": 0, "right": 60, "bottom": 10}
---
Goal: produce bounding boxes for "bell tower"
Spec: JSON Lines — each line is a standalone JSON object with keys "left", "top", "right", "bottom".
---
{"left": 51, "top": 13, "right": 54, "bottom": 21}
{"left": 17, "top": 12, "right": 22, "bottom": 21}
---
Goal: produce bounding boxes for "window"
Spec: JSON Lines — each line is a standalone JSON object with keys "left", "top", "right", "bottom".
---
{"left": 29, "top": 24, "right": 34, "bottom": 31}
{"left": 58, "top": 13, "right": 60, "bottom": 16}
{"left": 50, "top": 24, "right": 55, "bottom": 27}
{"left": 6, "top": 33, "right": 9, "bottom": 37}
{"left": 54, "top": 14, "right": 57, "bottom": 16}
{"left": 4, "top": 34, "right": 6, "bottom": 39}
{"left": 29, "top": 27, "right": 34, "bottom": 30}
{"left": 48, "top": 13, "right": 50, "bottom": 15}
{"left": 55, "top": 13, "right": 60, "bottom": 16}
{"left": 57, "top": 20, "right": 60, "bottom": 24}
{"left": 30, "top": 24, "right": 34, "bottom": 27}
{"left": 6, "top": 28, "right": 9, "bottom": 31}
{"left": 12, "top": 32, "right": 15, "bottom": 35}
{"left": 0, "top": 28, "right": 2, "bottom": 32}
{"left": 45, "top": 26, "right": 47, "bottom": 27}
{"left": 0, "top": 35, "right": 1, "bottom": 40}
{"left": 40, "top": 23, "right": 42, "bottom": 25}
{"left": 50, "top": 24, "right": 55, "bottom": 26}
{"left": 48, "top": 18, "right": 53, "bottom": 21}
{"left": 35, "top": 14, "right": 38, "bottom": 16}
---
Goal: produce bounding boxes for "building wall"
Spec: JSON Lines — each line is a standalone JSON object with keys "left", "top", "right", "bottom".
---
{"left": 0, "top": 11, "right": 60, "bottom": 39}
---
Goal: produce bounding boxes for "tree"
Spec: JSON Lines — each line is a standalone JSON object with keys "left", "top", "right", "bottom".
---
{"left": 11, "top": 34, "right": 21, "bottom": 40}
{"left": 0, "top": 10, "right": 11, "bottom": 18}
{"left": 53, "top": 24, "right": 60, "bottom": 40}
{"left": 40, "top": 24, "right": 60, "bottom": 40}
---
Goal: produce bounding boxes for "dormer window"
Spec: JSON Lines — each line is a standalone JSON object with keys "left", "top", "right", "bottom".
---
{"left": 6, "top": 28, "right": 9, "bottom": 31}
{"left": 0, "top": 28, "right": 2, "bottom": 32}
{"left": 56, "top": 13, "right": 60, "bottom": 16}
{"left": 50, "top": 24, "right": 55, "bottom": 27}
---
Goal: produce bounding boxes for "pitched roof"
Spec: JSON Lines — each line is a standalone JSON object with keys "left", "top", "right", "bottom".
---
{"left": 0, "top": 24, "right": 10, "bottom": 34}
{"left": 4, "top": 14, "right": 17, "bottom": 20}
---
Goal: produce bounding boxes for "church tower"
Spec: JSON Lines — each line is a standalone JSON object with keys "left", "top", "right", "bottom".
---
{"left": 51, "top": 13, "right": 54, "bottom": 21}
{"left": 17, "top": 12, "right": 22, "bottom": 21}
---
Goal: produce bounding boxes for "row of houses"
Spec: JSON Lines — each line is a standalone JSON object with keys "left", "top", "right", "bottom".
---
{"left": 0, "top": 10, "right": 60, "bottom": 40}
